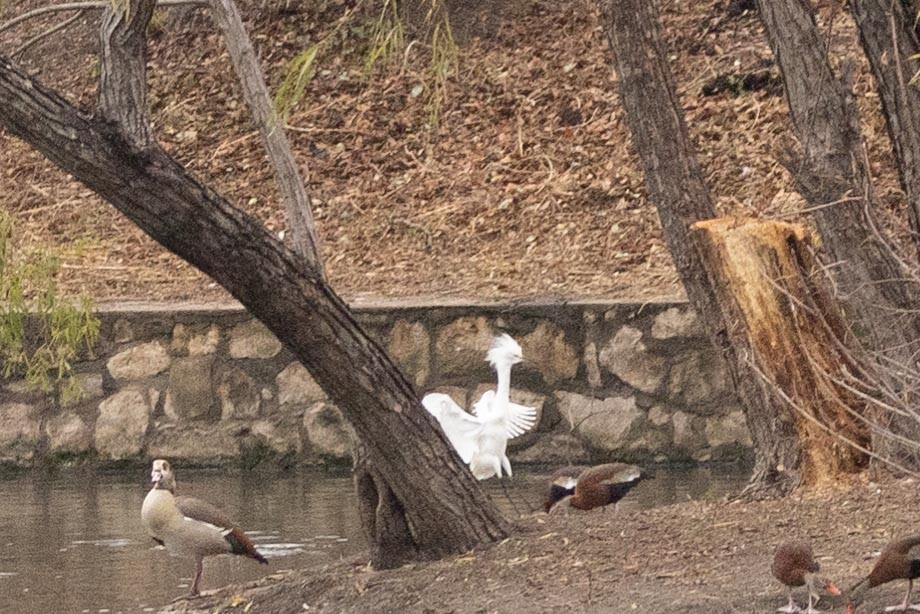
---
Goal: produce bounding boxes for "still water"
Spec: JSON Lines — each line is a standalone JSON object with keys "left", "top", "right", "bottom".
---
{"left": 0, "top": 463, "right": 749, "bottom": 614}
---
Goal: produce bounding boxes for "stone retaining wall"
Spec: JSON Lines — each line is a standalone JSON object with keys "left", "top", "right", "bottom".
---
{"left": 0, "top": 299, "right": 753, "bottom": 467}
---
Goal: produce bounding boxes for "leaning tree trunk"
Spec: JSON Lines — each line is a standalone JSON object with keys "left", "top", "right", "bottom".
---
{"left": 757, "top": 0, "right": 920, "bottom": 469}
{"left": 692, "top": 218, "right": 871, "bottom": 484}
{"left": 0, "top": 48, "right": 511, "bottom": 568}
{"left": 604, "top": 0, "right": 829, "bottom": 494}
{"left": 849, "top": 0, "right": 920, "bottom": 251}
{"left": 200, "top": 0, "right": 414, "bottom": 565}
{"left": 92, "top": 0, "right": 509, "bottom": 568}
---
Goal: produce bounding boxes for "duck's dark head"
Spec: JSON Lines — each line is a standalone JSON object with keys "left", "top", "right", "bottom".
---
{"left": 844, "top": 577, "right": 871, "bottom": 614}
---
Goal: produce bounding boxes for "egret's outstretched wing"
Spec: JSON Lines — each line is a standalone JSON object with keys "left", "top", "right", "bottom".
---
{"left": 421, "top": 393, "right": 481, "bottom": 463}
{"left": 504, "top": 402, "right": 537, "bottom": 437}
{"left": 471, "top": 390, "right": 536, "bottom": 439}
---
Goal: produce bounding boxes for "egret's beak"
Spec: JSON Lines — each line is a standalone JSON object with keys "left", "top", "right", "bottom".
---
{"left": 150, "top": 468, "right": 162, "bottom": 485}
{"left": 825, "top": 581, "right": 841, "bottom": 596}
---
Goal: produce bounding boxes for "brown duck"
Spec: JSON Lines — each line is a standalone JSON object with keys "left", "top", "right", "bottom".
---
{"left": 141, "top": 459, "right": 267, "bottom": 596}
{"left": 544, "top": 463, "right": 644, "bottom": 513}
{"left": 771, "top": 540, "right": 840, "bottom": 613}
{"left": 846, "top": 535, "right": 920, "bottom": 613}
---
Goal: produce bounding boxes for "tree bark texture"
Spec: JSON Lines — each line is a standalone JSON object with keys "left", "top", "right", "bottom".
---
{"left": 205, "top": 0, "right": 403, "bottom": 556}
{"left": 98, "top": 0, "right": 156, "bottom": 145}
{"left": 756, "top": 0, "right": 920, "bottom": 357}
{"left": 0, "top": 54, "right": 511, "bottom": 567}
{"left": 692, "top": 218, "right": 871, "bottom": 485}
{"left": 206, "top": 0, "right": 324, "bottom": 274}
{"left": 353, "top": 440, "right": 419, "bottom": 568}
{"left": 850, "top": 0, "right": 920, "bottom": 251}
{"left": 604, "top": 0, "right": 813, "bottom": 494}
{"left": 96, "top": 0, "right": 501, "bottom": 567}
{"left": 757, "top": 0, "right": 920, "bottom": 469}
{"left": 847, "top": 0, "right": 920, "bottom": 470}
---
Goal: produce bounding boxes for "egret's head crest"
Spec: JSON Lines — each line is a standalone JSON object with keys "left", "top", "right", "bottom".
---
{"left": 486, "top": 333, "right": 523, "bottom": 368}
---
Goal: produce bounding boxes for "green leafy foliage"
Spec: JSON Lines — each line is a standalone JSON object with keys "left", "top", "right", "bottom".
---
{"left": 363, "top": 0, "right": 405, "bottom": 76}
{"left": 276, "top": 44, "right": 321, "bottom": 120}
{"left": 275, "top": 0, "right": 458, "bottom": 126}
{"left": 0, "top": 211, "right": 100, "bottom": 404}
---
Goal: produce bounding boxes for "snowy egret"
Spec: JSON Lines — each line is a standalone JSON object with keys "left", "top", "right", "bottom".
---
{"left": 141, "top": 459, "right": 267, "bottom": 596}
{"left": 544, "top": 463, "right": 645, "bottom": 513}
{"left": 421, "top": 333, "right": 537, "bottom": 480}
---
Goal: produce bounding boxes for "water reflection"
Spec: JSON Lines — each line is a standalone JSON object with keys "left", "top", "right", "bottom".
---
{"left": 0, "top": 463, "right": 749, "bottom": 614}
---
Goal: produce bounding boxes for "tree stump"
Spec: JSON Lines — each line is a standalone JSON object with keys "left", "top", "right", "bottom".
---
{"left": 692, "top": 217, "right": 870, "bottom": 489}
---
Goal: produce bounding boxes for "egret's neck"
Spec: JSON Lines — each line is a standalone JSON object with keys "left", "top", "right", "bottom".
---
{"left": 495, "top": 361, "right": 512, "bottom": 403}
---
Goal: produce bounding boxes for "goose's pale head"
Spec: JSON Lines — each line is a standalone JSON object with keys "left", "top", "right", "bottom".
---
{"left": 150, "top": 459, "right": 177, "bottom": 492}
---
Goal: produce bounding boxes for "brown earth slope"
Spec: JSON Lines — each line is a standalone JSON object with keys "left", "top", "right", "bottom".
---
{"left": 166, "top": 476, "right": 920, "bottom": 613}
{"left": 0, "top": 0, "right": 912, "bottom": 303}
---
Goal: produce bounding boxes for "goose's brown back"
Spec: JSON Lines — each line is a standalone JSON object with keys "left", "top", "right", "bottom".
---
{"left": 571, "top": 463, "right": 643, "bottom": 510}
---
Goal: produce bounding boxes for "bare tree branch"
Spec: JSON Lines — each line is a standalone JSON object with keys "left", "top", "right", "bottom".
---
{"left": 745, "top": 358, "right": 920, "bottom": 479}
{"left": 0, "top": 0, "right": 204, "bottom": 35}
{"left": 207, "top": 0, "right": 325, "bottom": 277}
{"left": 13, "top": 10, "right": 86, "bottom": 59}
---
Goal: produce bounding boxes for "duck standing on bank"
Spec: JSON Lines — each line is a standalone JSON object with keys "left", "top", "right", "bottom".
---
{"left": 846, "top": 535, "right": 920, "bottom": 613}
{"left": 771, "top": 540, "right": 840, "bottom": 613}
{"left": 141, "top": 459, "right": 267, "bottom": 596}
{"left": 544, "top": 463, "right": 644, "bottom": 512}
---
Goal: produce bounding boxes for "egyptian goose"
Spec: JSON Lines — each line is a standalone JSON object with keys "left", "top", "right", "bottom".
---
{"left": 846, "top": 535, "right": 920, "bottom": 613}
{"left": 544, "top": 463, "right": 644, "bottom": 513}
{"left": 771, "top": 540, "right": 840, "bottom": 613}
{"left": 141, "top": 459, "right": 267, "bottom": 596}
{"left": 422, "top": 334, "right": 537, "bottom": 480}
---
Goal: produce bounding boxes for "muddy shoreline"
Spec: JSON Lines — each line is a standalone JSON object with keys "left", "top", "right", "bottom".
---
{"left": 163, "top": 476, "right": 917, "bottom": 613}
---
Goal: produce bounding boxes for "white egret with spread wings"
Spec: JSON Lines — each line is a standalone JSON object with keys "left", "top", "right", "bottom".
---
{"left": 422, "top": 334, "right": 537, "bottom": 480}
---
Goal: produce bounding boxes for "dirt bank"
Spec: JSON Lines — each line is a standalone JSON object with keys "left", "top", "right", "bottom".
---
{"left": 2, "top": 1, "right": 908, "bottom": 303}
{"left": 164, "top": 475, "right": 918, "bottom": 613}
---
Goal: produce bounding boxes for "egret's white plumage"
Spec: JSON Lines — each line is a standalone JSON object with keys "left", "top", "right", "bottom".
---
{"left": 420, "top": 393, "right": 480, "bottom": 463}
{"left": 422, "top": 333, "right": 537, "bottom": 480}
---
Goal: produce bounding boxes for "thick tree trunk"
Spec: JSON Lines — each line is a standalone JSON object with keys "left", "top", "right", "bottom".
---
{"left": 756, "top": 0, "right": 919, "bottom": 354}
{"left": 692, "top": 218, "right": 871, "bottom": 484}
{"left": 0, "top": 54, "right": 511, "bottom": 566}
{"left": 757, "top": 0, "right": 920, "bottom": 469}
{"left": 848, "top": 0, "right": 920, "bottom": 470}
{"left": 98, "top": 0, "right": 156, "bottom": 146}
{"left": 849, "top": 0, "right": 920, "bottom": 249}
{"left": 203, "top": 0, "right": 413, "bottom": 547}
{"left": 604, "top": 0, "right": 815, "bottom": 494}
{"left": 353, "top": 441, "right": 419, "bottom": 568}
